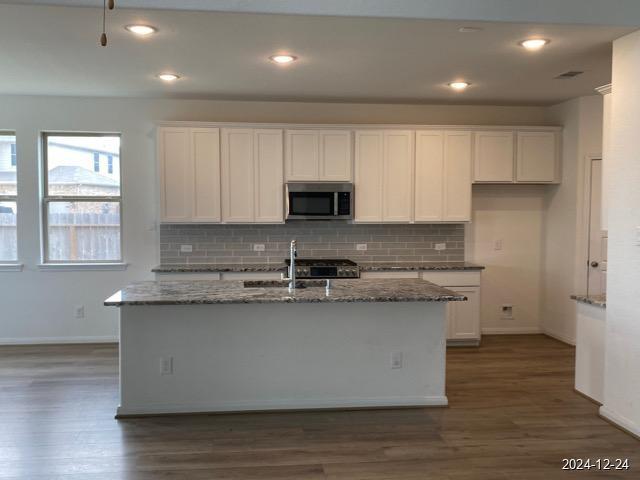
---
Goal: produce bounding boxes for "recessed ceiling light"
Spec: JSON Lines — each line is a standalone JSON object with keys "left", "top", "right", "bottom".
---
{"left": 449, "top": 81, "right": 471, "bottom": 91}
{"left": 157, "top": 73, "right": 180, "bottom": 82}
{"left": 269, "top": 54, "right": 297, "bottom": 64}
{"left": 519, "top": 38, "right": 550, "bottom": 51}
{"left": 125, "top": 24, "right": 158, "bottom": 36}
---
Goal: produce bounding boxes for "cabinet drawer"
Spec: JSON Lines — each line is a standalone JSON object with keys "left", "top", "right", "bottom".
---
{"left": 420, "top": 271, "right": 481, "bottom": 287}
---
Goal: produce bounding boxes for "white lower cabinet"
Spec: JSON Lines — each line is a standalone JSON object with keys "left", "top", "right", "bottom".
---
{"left": 361, "top": 271, "right": 481, "bottom": 346}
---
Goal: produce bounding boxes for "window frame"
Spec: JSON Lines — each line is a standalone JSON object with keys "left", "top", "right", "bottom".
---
{"left": 0, "top": 131, "right": 18, "bottom": 264}
{"left": 41, "top": 132, "right": 123, "bottom": 265}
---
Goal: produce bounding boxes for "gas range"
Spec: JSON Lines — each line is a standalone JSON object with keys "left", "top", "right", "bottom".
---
{"left": 284, "top": 259, "right": 360, "bottom": 279}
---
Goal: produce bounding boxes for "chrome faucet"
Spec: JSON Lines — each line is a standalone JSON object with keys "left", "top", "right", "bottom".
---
{"left": 288, "top": 240, "right": 297, "bottom": 291}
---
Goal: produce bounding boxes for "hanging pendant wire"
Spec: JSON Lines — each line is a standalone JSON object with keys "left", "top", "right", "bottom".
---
{"left": 100, "top": 0, "right": 107, "bottom": 46}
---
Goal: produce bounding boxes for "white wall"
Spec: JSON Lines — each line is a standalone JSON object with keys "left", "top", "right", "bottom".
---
{"left": 541, "top": 95, "right": 603, "bottom": 344}
{"left": 0, "top": 94, "right": 550, "bottom": 343}
{"left": 600, "top": 29, "right": 640, "bottom": 437}
{"left": 468, "top": 185, "right": 546, "bottom": 334}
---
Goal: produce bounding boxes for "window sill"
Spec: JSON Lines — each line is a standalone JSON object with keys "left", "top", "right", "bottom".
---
{"left": 0, "top": 263, "right": 24, "bottom": 272}
{"left": 38, "top": 263, "right": 128, "bottom": 272}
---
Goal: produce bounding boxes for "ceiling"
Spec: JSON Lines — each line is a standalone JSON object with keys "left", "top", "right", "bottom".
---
{"left": 0, "top": 3, "right": 633, "bottom": 104}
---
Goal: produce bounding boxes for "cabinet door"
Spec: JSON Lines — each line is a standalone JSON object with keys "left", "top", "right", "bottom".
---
{"left": 354, "top": 131, "right": 384, "bottom": 222}
{"left": 382, "top": 130, "right": 414, "bottom": 222}
{"left": 474, "top": 131, "right": 514, "bottom": 182}
{"left": 221, "top": 128, "right": 255, "bottom": 222}
{"left": 254, "top": 129, "right": 284, "bottom": 223}
{"left": 159, "top": 127, "right": 191, "bottom": 222}
{"left": 443, "top": 131, "right": 472, "bottom": 221}
{"left": 414, "top": 131, "right": 444, "bottom": 221}
{"left": 191, "top": 128, "right": 221, "bottom": 222}
{"left": 319, "top": 130, "right": 352, "bottom": 181}
{"left": 446, "top": 287, "right": 481, "bottom": 341}
{"left": 516, "top": 131, "right": 557, "bottom": 182}
{"left": 285, "top": 130, "right": 319, "bottom": 181}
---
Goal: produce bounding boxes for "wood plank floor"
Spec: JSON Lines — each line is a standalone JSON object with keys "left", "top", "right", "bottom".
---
{"left": 0, "top": 335, "right": 637, "bottom": 479}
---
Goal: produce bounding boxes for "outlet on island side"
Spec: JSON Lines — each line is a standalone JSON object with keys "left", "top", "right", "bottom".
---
{"left": 160, "top": 357, "right": 173, "bottom": 375}
{"left": 391, "top": 352, "right": 404, "bottom": 369}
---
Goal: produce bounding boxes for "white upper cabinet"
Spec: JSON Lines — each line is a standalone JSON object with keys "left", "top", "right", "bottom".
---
{"left": 222, "top": 128, "right": 284, "bottom": 223}
{"left": 383, "top": 131, "right": 414, "bottom": 222}
{"left": 355, "top": 130, "right": 413, "bottom": 223}
{"left": 516, "top": 131, "right": 558, "bottom": 183}
{"left": 474, "top": 131, "right": 514, "bottom": 183}
{"left": 443, "top": 131, "right": 472, "bottom": 221}
{"left": 159, "top": 127, "right": 221, "bottom": 223}
{"left": 415, "top": 131, "right": 472, "bottom": 222}
{"left": 285, "top": 130, "right": 352, "bottom": 181}
{"left": 354, "top": 131, "right": 384, "bottom": 222}
{"left": 415, "top": 131, "right": 445, "bottom": 222}
{"left": 254, "top": 129, "right": 284, "bottom": 223}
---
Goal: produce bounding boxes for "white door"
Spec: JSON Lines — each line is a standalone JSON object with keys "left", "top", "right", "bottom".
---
{"left": 221, "top": 128, "right": 255, "bottom": 222}
{"left": 319, "top": 130, "right": 352, "bottom": 181}
{"left": 473, "top": 131, "right": 514, "bottom": 182}
{"left": 354, "top": 131, "right": 384, "bottom": 222}
{"left": 382, "top": 130, "right": 414, "bottom": 222}
{"left": 191, "top": 128, "right": 221, "bottom": 222}
{"left": 587, "top": 159, "right": 607, "bottom": 295}
{"left": 447, "top": 287, "right": 481, "bottom": 341}
{"left": 516, "top": 131, "right": 557, "bottom": 183}
{"left": 415, "top": 131, "right": 444, "bottom": 222}
{"left": 159, "top": 127, "right": 191, "bottom": 222}
{"left": 254, "top": 129, "right": 284, "bottom": 223}
{"left": 285, "top": 130, "right": 319, "bottom": 181}
{"left": 443, "top": 131, "right": 472, "bottom": 221}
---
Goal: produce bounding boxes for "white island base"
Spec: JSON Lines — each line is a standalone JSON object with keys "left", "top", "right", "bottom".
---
{"left": 117, "top": 301, "right": 448, "bottom": 417}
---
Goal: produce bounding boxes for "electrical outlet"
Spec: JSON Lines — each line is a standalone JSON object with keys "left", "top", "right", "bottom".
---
{"left": 501, "top": 305, "right": 514, "bottom": 319}
{"left": 253, "top": 243, "right": 266, "bottom": 252}
{"left": 74, "top": 305, "right": 85, "bottom": 319}
{"left": 494, "top": 239, "right": 503, "bottom": 251}
{"left": 391, "top": 352, "right": 403, "bottom": 369}
{"left": 180, "top": 244, "right": 193, "bottom": 253}
{"left": 160, "top": 357, "right": 173, "bottom": 375}
{"left": 434, "top": 243, "right": 447, "bottom": 251}
{"left": 356, "top": 244, "right": 368, "bottom": 251}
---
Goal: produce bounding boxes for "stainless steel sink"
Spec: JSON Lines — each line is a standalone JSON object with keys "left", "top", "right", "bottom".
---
{"left": 243, "top": 280, "right": 327, "bottom": 289}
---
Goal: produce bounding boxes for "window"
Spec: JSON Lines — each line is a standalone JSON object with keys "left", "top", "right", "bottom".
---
{"left": 10, "top": 143, "right": 16, "bottom": 167}
{"left": 0, "top": 133, "right": 17, "bottom": 262}
{"left": 107, "top": 155, "right": 113, "bottom": 174}
{"left": 43, "top": 133, "right": 122, "bottom": 263}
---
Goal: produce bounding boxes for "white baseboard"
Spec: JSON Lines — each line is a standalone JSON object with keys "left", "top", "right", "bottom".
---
{"left": 481, "top": 326, "right": 542, "bottom": 335}
{"left": 0, "top": 336, "right": 118, "bottom": 345}
{"left": 600, "top": 405, "right": 640, "bottom": 439}
{"left": 541, "top": 328, "right": 576, "bottom": 346}
{"left": 116, "top": 395, "right": 449, "bottom": 417}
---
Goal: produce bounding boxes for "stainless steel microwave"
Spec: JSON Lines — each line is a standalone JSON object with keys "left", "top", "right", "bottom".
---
{"left": 286, "top": 182, "right": 354, "bottom": 220}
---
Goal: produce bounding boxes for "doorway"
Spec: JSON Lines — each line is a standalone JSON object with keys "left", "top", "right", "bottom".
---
{"left": 586, "top": 158, "right": 607, "bottom": 295}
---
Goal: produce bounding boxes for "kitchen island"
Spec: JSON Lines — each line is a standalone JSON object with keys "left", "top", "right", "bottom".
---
{"left": 105, "top": 279, "right": 465, "bottom": 417}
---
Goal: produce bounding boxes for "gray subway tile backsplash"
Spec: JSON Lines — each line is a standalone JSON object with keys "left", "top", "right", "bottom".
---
{"left": 160, "top": 222, "right": 465, "bottom": 264}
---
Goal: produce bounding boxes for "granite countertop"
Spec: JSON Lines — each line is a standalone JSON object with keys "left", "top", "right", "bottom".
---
{"left": 105, "top": 279, "right": 467, "bottom": 306}
{"left": 152, "top": 261, "right": 484, "bottom": 273}
{"left": 571, "top": 294, "right": 607, "bottom": 308}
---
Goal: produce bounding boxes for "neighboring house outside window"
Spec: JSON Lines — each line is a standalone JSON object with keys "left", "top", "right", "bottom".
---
{"left": 0, "top": 133, "right": 18, "bottom": 262}
{"left": 43, "top": 133, "right": 122, "bottom": 263}
{"left": 107, "top": 155, "right": 113, "bottom": 174}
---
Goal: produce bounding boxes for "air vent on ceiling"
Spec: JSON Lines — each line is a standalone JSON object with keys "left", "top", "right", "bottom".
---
{"left": 554, "top": 71, "right": 585, "bottom": 79}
